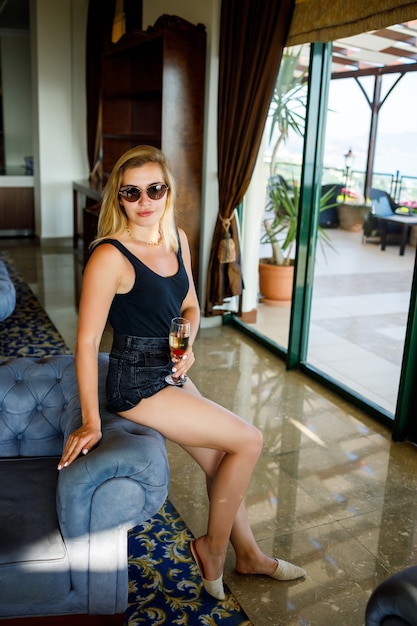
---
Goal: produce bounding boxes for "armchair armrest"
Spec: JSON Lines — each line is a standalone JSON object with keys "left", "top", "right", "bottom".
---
{"left": 58, "top": 408, "right": 169, "bottom": 534}
{"left": 57, "top": 402, "right": 169, "bottom": 614}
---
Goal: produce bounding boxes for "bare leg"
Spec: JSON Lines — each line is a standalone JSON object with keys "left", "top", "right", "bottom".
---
{"left": 183, "top": 444, "right": 305, "bottom": 579}
{"left": 179, "top": 379, "right": 305, "bottom": 580}
{"left": 119, "top": 384, "right": 263, "bottom": 584}
{"left": 174, "top": 381, "right": 305, "bottom": 580}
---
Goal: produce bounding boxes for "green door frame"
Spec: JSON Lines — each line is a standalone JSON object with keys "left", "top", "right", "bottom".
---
{"left": 287, "top": 42, "right": 332, "bottom": 369}
{"left": 393, "top": 250, "right": 417, "bottom": 441}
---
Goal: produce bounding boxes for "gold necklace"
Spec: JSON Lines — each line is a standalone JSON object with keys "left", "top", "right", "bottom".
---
{"left": 126, "top": 228, "right": 163, "bottom": 247}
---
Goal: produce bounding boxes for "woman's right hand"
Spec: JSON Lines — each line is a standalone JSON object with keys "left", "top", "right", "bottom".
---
{"left": 58, "top": 424, "right": 102, "bottom": 470}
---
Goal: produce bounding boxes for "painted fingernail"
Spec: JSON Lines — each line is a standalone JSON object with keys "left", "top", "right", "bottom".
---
{"left": 57, "top": 464, "right": 62, "bottom": 470}
{"left": 82, "top": 448, "right": 89, "bottom": 455}
{"left": 64, "top": 462, "right": 69, "bottom": 468}
{"left": 172, "top": 367, "right": 177, "bottom": 372}
{"left": 182, "top": 354, "right": 188, "bottom": 360}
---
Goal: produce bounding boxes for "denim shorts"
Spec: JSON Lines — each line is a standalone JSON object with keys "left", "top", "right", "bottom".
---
{"left": 106, "top": 333, "right": 173, "bottom": 412}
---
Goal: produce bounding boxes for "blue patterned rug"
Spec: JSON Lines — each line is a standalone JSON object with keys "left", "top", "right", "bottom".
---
{"left": 126, "top": 500, "right": 253, "bottom": 625}
{"left": 0, "top": 252, "right": 71, "bottom": 359}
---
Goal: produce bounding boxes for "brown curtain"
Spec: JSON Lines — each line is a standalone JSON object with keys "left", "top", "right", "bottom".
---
{"left": 86, "top": 0, "right": 116, "bottom": 181}
{"left": 288, "top": 0, "right": 417, "bottom": 45}
{"left": 205, "top": 0, "right": 295, "bottom": 316}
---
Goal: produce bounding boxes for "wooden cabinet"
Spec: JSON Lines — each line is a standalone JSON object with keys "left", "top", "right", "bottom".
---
{"left": 101, "top": 15, "right": 206, "bottom": 288}
{"left": 0, "top": 186, "right": 34, "bottom": 235}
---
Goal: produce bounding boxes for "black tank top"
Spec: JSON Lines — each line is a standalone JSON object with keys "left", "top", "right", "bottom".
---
{"left": 96, "top": 238, "right": 189, "bottom": 337}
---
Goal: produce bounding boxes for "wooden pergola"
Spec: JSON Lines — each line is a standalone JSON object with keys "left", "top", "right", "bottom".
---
{"left": 296, "top": 21, "right": 417, "bottom": 196}
{"left": 330, "top": 21, "right": 417, "bottom": 196}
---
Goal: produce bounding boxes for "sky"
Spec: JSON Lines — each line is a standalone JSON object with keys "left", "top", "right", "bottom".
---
{"left": 324, "top": 71, "right": 417, "bottom": 178}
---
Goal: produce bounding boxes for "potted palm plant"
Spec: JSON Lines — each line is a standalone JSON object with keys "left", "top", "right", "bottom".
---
{"left": 259, "top": 181, "right": 335, "bottom": 301}
{"left": 258, "top": 49, "right": 306, "bottom": 302}
{"left": 268, "top": 49, "right": 307, "bottom": 177}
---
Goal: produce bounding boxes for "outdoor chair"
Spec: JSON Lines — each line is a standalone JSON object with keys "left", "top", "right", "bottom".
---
{"left": 363, "top": 188, "right": 404, "bottom": 242}
{"left": 319, "top": 184, "right": 343, "bottom": 228}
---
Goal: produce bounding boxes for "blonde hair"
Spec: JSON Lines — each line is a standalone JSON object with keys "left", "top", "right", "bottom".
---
{"left": 93, "top": 145, "right": 178, "bottom": 252}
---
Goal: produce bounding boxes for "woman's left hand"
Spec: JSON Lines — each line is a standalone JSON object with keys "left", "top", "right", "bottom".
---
{"left": 171, "top": 345, "right": 194, "bottom": 381}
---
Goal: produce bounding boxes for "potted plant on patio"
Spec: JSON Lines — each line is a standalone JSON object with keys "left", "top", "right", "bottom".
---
{"left": 259, "top": 181, "right": 335, "bottom": 301}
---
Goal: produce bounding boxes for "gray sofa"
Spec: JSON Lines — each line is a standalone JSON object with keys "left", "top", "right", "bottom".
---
{"left": 0, "top": 258, "right": 16, "bottom": 321}
{"left": 0, "top": 353, "right": 170, "bottom": 619}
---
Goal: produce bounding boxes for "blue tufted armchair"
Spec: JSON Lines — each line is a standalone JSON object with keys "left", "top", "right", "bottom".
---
{"left": 0, "top": 353, "right": 170, "bottom": 619}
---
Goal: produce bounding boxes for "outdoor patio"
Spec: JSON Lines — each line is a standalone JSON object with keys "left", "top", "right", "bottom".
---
{"left": 250, "top": 226, "right": 416, "bottom": 415}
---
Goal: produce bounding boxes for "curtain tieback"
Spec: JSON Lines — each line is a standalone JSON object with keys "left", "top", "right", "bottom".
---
{"left": 218, "top": 213, "right": 236, "bottom": 264}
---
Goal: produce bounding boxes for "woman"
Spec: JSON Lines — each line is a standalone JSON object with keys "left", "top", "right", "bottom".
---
{"left": 58, "top": 145, "right": 305, "bottom": 600}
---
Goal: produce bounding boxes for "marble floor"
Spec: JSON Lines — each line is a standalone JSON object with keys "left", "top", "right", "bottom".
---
{"left": 2, "top": 237, "right": 417, "bottom": 625}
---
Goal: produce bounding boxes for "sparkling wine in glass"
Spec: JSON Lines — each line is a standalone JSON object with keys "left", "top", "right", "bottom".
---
{"left": 165, "top": 317, "right": 190, "bottom": 386}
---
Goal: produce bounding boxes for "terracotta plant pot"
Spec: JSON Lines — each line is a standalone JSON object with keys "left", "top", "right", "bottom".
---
{"left": 259, "top": 260, "right": 294, "bottom": 302}
{"left": 337, "top": 203, "right": 370, "bottom": 232}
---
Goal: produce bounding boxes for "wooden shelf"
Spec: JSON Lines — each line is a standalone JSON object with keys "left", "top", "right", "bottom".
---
{"left": 100, "top": 15, "right": 206, "bottom": 288}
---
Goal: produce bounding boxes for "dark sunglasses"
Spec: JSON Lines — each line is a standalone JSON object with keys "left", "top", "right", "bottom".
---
{"left": 118, "top": 183, "right": 169, "bottom": 202}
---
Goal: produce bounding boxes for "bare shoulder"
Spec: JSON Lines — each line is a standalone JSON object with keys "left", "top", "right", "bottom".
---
{"left": 85, "top": 241, "right": 129, "bottom": 274}
{"left": 177, "top": 228, "right": 190, "bottom": 248}
{"left": 82, "top": 241, "right": 133, "bottom": 294}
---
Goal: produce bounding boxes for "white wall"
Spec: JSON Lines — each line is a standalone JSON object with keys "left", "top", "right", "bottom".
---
{"left": 31, "top": 0, "right": 89, "bottom": 239}
{"left": 241, "top": 135, "right": 267, "bottom": 315}
{"left": 71, "top": 0, "right": 89, "bottom": 182}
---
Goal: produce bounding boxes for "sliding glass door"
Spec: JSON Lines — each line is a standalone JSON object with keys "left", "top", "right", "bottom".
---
{"left": 305, "top": 36, "right": 417, "bottom": 420}
{"left": 238, "top": 26, "right": 417, "bottom": 437}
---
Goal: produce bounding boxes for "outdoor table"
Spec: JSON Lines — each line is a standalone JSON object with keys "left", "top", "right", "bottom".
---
{"left": 379, "top": 214, "right": 417, "bottom": 255}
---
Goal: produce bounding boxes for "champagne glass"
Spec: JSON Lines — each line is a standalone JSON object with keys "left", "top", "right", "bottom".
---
{"left": 165, "top": 317, "right": 190, "bottom": 386}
